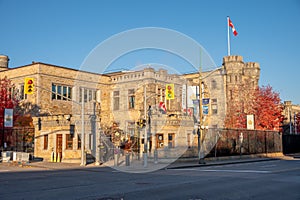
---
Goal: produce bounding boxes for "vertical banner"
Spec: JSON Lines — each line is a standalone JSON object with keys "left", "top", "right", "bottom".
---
{"left": 202, "top": 98, "right": 210, "bottom": 105}
{"left": 247, "top": 114, "right": 254, "bottom": 130}
{"left": 182, "top": 84, "right": 187, "bottom": 110}
{"left": 4, "top": 108, "right": 13, "bottom": 128}
{"left": 203, "top": 105, "right": 209, "bottom": 115}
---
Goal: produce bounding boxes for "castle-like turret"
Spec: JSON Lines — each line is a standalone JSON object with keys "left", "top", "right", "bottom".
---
{"left": 0, "top": 55, "right": 9, "bottom": 71}
{"left": 223, "top": 55, "right": 260, "bottom": 88}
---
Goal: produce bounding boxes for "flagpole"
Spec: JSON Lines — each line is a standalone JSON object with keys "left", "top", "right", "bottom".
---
{"left": 227, "top": 16, "right": 231, "bottom": 56}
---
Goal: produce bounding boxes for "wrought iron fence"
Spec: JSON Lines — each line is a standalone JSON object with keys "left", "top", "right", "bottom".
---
{"left": 0, "top": 127, "right": 34, "bottom": 153}
{"left": 205, "top": 128, "right": 282, "bottom": 158}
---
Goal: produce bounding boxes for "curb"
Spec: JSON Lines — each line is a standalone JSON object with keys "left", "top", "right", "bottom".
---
{"left": 165, "top": 157, "right": 280, "bottom": 170}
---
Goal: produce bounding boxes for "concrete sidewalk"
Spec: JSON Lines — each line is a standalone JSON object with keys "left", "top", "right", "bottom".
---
{"left": 2, "top": 153, "right": 295, "bottom": 172}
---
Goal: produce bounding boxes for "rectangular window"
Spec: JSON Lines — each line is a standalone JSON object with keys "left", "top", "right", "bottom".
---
{"left": 57, "top": 85, "right": 62, "bottom": 100}
{"left": 52, "top": 84, "right": 72, "bottom": 101}
{"left": 88, "top": 134, "right": 93, "bottom": 150}
{"left": 79, "top": 88, "right": 96, "bottom": 103}
{"left": 127, "top": 121, "right": 135, "bottom": 136}
{"left": 156, "top": 134, "right": 164, "bottom": 149}
{"left": 212, "top": 98, "right": 218, "bottom": 115}
{"left": 19, "top": 84, "right": 27, "bottom": 100}
{"left": 77, "top": 135, "right": 81, "bottom": 149}
{"left": 43, "top": 135, "right": 48, "bottom": 150}
{"left": 187, "top": 133, "right": 191, "bottom": 148}
{"left": 66, "top": 134, "right": 73, "bottom": 150}
{"left": 168, "top": 133, "right": 175, "bottom": 148}
{"left": 128, "top": 89, "right": 135, "bottom": 109}
{"left": 113, "top": 91, "right": 120, "bottom": 110}
{"left": 63, "top": 86, "right": 67, "bottom": 100}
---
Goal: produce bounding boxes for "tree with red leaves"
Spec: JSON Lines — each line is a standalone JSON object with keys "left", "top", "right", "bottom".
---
{"left": 0, "top": 77, "right": 19, "bottom": 147}
{"left": 224, "top": 83, "right": 256, "bottom": 129}
{"left": 253, "top": 85, "right": 283, "bottom": 131}
{"left": 0, "top": 77, "right": 18, "bottom": 127}
{"left": 224, "top": 84, "right": 283, "bottom": 131}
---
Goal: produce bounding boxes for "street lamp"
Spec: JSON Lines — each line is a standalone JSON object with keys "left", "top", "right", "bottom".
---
{"left": 198, "top": 60, "right": 205, "bottom": 164}
{"left": 143, "top": 84, "right": 157, "bottom": 167}
{"left": 197, "top": 63, "right": 225, "bottom": 164}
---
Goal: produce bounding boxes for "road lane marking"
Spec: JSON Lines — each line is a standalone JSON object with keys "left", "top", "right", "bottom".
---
{"left": 198, "top": 169, "right": 271, "bottom": 173}
{"left": 260, "top": 164, "right": 277, "bottom": 168}
{"left": 169, "top": 168, "right": 271, "bottom": 173}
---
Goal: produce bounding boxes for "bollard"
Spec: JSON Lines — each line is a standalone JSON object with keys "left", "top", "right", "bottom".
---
{"left": 125, "top": 153, "right": 130, "bottom": 166}
{"left": 57, "top": 153, "right": 61, "bottom": 162}
{"left": 154, "top": 149, "right": 158, "bottom": 164}
{"left": 114, "top": 154, "right": 118, "bottom": 166}
{"left": 53, "top": 153, "right": 57, "bottom": 162}
{"left": 143, "top": 152, "right": 147, "bottom": 167}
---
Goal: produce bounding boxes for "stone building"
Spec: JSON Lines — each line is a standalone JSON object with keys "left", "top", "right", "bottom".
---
{"left": 0, "top": 54, "right": 262, "bottom": 163}
{"left": 282, "top": 101, "right": 300, "bottom": 134}
{"left": 0, "top": 59, "right": 110, "bottom": 162}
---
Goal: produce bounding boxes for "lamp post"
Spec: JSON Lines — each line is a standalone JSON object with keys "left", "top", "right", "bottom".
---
{"left": 198, "top": 57, "right": 205, "bottom": 164}
{"left": 143, "top": 84, "right": 156, "bottom": 167}
{"left": 197, "top": 61, "right": 225, "bottom": 164}
{"left": 143, "top": 84, "right": 148, "bottom": 167}
{"left": 80, "top": 89, "right": 86, "bottom": 166}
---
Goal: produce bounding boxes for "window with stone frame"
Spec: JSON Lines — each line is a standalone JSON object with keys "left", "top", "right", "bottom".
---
{"left": 77, "top": 135, "right": 81, "bottom": 149}
{"left": 66, "top": 134, "right": 73, "bottom": 150}
{"left": 128, "top": 89, "right": 135, "bottom": 109}
{"left": 127, "top": 121, "right": 135, "bottom": 136}
{"left": 157, "top": 86, "right": 166, "bottom": 102}
{"left": 113, "top": 91, "right": 120, "bottom": 110}
{"left": 43, "top": 135, "right": 48, "bottom": 150}
{"left": 168, "top": 133, "right": 175, "bottom": 148}
{"left": 211, "top": 98, "right": 218, "bottom": 115}
{"left": 19, "top": 84, "right": 27, "bottom": 100}
{"left": 156, "top": 133, "right": 164, "bottom": 149}
{"left": 52, "top": 83, "right": 72, "bottom": 101}
{"left": 79, "top": 87, "right": 96, "bottom": 103}
{"left": 187, "top": 133, "right": 191, "bottom": 148}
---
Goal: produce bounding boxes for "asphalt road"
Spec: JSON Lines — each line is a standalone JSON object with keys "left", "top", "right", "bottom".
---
{"left": 0, "top": 159, "right": 300, "bottom": 200}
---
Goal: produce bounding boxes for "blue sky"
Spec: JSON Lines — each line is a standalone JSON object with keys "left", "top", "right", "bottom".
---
{"left": 0, "top": 0, "right": 299, "bottom": 104}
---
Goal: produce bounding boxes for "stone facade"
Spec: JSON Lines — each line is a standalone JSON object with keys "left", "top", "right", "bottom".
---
{"left": 0, "top": 55, "right": 262, "bottom": 163}
{"left": 282, "top": 101, "right": 300, "bottom": 134}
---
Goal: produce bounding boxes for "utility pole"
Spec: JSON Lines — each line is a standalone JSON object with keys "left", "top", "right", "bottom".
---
{"left": 143, "top": 84, "right": 148, "bottom": 167}
{"left": 198, "top": 50, "right": 205, "bottom": 164}
{"left": 80, "top": 88, "right": 86, "bottom": 166}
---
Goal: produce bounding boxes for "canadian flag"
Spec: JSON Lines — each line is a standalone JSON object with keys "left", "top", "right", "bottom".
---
{"left": 159, "top": 102, "right": 167, "bottom": 113}
{"left": 228, "top": 18, "right": 238, "bottom": 36}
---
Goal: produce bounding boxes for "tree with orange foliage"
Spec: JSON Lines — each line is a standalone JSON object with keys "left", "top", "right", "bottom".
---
{"left": 295, "top": 112, "right": 300, "bottom": 134}
{"left": 253, "top": 85, "right": 283, "bottom": 131}
{"left": 224, "top": 84, "right": 283, "bottom": 131}
{"left": 224, "top": 83, "right": 256, "bottom": 129}
{"left": 0, "top": 77, "right": 19, "bottom": 146}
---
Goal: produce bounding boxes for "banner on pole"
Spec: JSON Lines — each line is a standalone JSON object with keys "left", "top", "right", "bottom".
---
{"left": 247, "top": 114, "right": 254, "bottom": 130}
{"left": 4, "top": 109, "right": 13, "bottom": 127}
{"left": 182, "top": 84, "right": 187, "bottom": 110}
